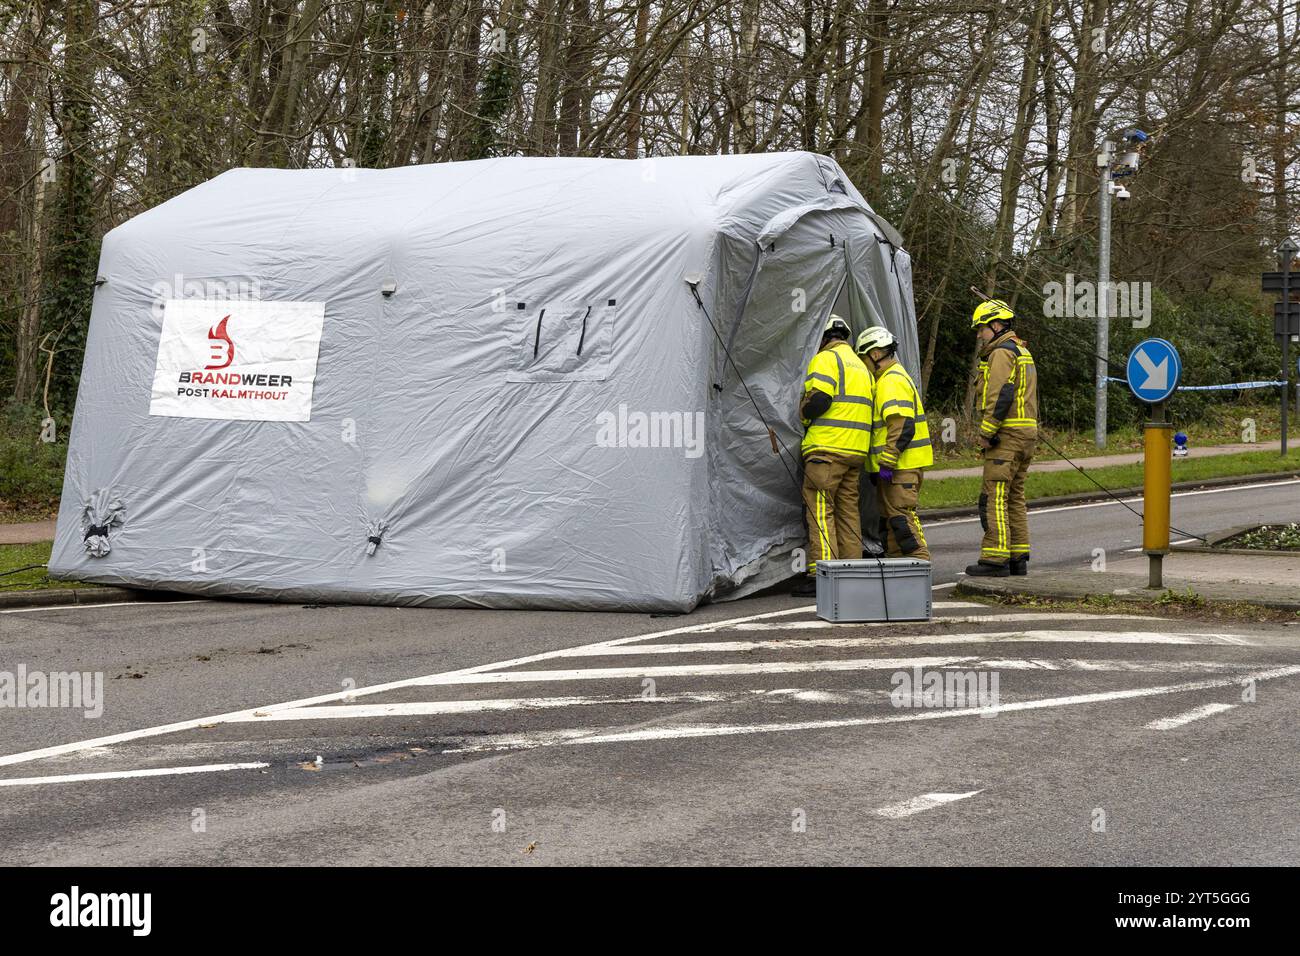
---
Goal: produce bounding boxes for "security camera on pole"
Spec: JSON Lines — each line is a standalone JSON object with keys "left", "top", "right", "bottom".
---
{"left": 1095, "top": 128, "right": 1149, "bottom": 450}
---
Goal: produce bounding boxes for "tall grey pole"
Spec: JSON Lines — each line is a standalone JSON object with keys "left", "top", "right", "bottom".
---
{"left": 1096, "top": 151, "right": 1112, "bottom": 450}
{"left": 1282, "top": 240, "right": 1292, "bottom": 457}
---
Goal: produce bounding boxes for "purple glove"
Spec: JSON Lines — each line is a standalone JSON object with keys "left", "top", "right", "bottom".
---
{"left": 878, "top": 467, "right": 894, "bottom": 483}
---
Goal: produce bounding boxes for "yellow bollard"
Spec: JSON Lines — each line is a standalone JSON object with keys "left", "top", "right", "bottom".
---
{"left": 1143, "top": 418, "right": 1173, "bottom": 587}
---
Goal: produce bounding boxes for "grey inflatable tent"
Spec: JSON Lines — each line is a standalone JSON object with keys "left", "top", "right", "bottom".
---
{"left": 50, "top": 152, "right": 920, "bottom": 611}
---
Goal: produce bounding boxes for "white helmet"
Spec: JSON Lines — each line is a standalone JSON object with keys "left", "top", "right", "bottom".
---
{"left": 856, "top": 325, "right": 897, "bottom": 356}
{"left": 823, "top": 314, "right": 852, "bottom": 339}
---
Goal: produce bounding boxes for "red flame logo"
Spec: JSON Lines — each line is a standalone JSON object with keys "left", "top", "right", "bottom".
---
{"left": 205, "top": 315, "right": 234, "bottom": 370}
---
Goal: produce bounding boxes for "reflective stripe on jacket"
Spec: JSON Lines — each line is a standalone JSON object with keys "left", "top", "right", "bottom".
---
{"left": 870, "top": 363, "right": 933, "bottom": 471}
{"left": 801, "top": 341, "right": 874, "bottom": 457}
{"left": 979, "top": 331, "right": 1038, "bottom": 438}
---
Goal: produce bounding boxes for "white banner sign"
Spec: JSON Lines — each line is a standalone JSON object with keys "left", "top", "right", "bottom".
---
{"left": 149, "top": 299, "right": 325, "bottom": 422}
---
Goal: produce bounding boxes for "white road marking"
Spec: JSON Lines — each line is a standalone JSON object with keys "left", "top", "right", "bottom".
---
{"left": 556, "top": 628, "right": 1250, "bottom": 655}
{"left": 0, "top": 599, "right": 207, "bottom": 615}
{"left": 436, "top": 664, "right": 1300, "bottom": 752}
{"left": 415, "top": 654, "right": 1263, "bottom": 686}
{"left": 874, "top": 791, "right": 984, "bottom": 818}
{"left": 0, "top": 762, "right": 269, "bottom": 788}
{"left": 971, "top": 658, "right": 1253, "bottom": 673}
{"left": 229, "top": 687, "right": 897, "bottom": 724}
{"left": 728, "top": 612, "right": 1170, "bottom": 630}
{"left": 925, "top": 477, "right": 1300, "bottom": 527}
{"left": 417, "top": 656, "right": 981, "bottom": 685}
{"left": 227, "top": 690, "right": 755, "bottom": 722}
{"left": 0, "top": 552, "right": 1282, "bottom": 775}
{"left": 0, "top": 602, "right": 821, "bottom": 769}
{"left": 1145, "top": 702, "right": 1238, "bottom": 730}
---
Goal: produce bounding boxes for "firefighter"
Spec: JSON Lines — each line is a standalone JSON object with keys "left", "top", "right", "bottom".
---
{"left": 966, "top": 299, "right": 1038, "bottom": 576}
{"left": 856, "top": 326, "right": 932, "bottom": 561}
{"left": 792, "top": 314, "right": 874, "bottom": 597}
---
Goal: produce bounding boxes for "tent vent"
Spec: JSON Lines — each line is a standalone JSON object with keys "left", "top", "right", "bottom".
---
{"left": 517, "top": 302, "right": 526, "bottom": 309}
{"left": 607, "top": 299, "right": 616, "bottom": 306}
{"left": 365, "top": 520, "right": 388, "bottom": 556}
{"left": 576, "top": 306, "right": 591, "bottom": 355}
{"left": 381, "top": 280, "right": 397, "bottom": 297}
{"left": 94, "top": 276, "right": 107, "bottom": 287}
{"left": 81, "top": 492, "right": 125, "bottom": 558}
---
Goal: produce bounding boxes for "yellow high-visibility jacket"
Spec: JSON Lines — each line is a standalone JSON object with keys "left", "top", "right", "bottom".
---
{"left": 869, "top": 361, "right": 933, "bottom": 472}
{"left": 978, "top": 330, "right": 1038, "bottom": 440}
{"left": 800, "top": 341, "right": 874, "bottom": 458}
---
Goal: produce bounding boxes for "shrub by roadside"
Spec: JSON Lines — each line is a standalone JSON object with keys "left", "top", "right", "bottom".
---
{"left": 0, "top": 402, "right": 67, "bottom": 523}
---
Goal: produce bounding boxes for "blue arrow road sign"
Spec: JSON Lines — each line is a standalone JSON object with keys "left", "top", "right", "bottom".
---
{"left": 1126, "top": 338, "right": 1181, "bottom": 404}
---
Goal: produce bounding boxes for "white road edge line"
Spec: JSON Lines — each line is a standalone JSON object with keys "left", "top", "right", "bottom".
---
{"left": 0, "top": 599, "right": 207, "bottom": 615}
{"left": 0, "top": 762, "right": 269, "bottom": 788}
{"left": 1144, "top": 702, "right": 1238, "bottom": 731}
{"left": 874, "top": 790, "right": 984, "bottom": 818}
{"left": 0, "top": 580, "right": 954, "bottom": 618}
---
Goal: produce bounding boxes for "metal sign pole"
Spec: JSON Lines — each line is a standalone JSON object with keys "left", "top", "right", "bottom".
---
{"left": 1282, "top": 244, "right": 1292, "bottom": 457}
{"left": 1096, "top": 151, "right": 1112, "bottom": 450}
{"left": 1143, "top": 401, "right": 1172, "bottom": 589}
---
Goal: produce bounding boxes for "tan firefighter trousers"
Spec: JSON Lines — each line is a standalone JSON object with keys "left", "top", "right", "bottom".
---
{"left": 877, "top": 470, "right": 930, "bottom": 561}
{"left": 802, "top": 452, "right": 865, "bottom": 576}
{"left": 979, "top": 433, "right": 1036, "bottom": 564}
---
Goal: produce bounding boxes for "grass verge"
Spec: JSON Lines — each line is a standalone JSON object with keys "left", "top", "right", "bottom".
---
{"left": 0, "top": 541, "right": 89, "bottom": 592}
{"left": 920, "top": 448, "right": 1300, "bottom": 511}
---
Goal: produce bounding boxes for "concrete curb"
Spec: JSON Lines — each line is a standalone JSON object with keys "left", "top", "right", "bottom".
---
{"left": 0, "top": 586, "right": 170, "bottom": 609}
{"left": 954, "top": 577, "right": 1300, "bottom": 613}
{"left": 919, "top": 469, "right": 1300, "bottom": 521}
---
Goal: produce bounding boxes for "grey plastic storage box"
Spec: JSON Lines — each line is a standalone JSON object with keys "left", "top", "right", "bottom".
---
{"left": 815, "top": 558, "right": 932, "bottom": 622}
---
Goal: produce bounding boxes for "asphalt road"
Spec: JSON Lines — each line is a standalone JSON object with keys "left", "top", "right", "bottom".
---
{"left": 2, "top": 478, "right": 1297, "bottom": 865}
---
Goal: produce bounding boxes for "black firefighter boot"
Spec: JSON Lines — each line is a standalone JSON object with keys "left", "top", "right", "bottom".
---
{"left": 1009, "top": 554, "right": 1029, "bottom": 576}
{"left": 964, "top": 559, "right": 1010, "bottom": 577}
{"left": 791, "top": 576, "right": 818, "bottom": 597}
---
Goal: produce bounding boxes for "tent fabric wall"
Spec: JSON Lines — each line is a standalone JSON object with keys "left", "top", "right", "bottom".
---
{"left": 49, "top": 152, "right": 918, "bottom": 612}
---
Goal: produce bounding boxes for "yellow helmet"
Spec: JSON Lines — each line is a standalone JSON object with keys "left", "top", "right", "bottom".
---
{"left": 972, "top": 298, "right": 1014, "bottom": 328}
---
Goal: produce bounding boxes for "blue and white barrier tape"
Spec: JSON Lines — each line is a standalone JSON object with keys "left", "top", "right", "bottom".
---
{"left": 1105, "top": 377, "right": 1287, "bottom": 391}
